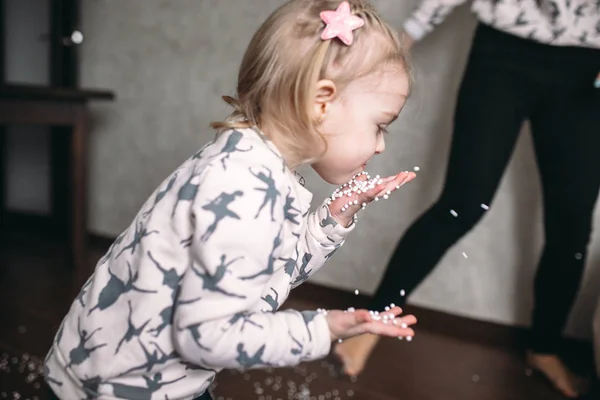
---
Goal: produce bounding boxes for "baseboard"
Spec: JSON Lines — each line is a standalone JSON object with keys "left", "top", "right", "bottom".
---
{"left": 88, "top": 233, "right": 592, "bottom": 362}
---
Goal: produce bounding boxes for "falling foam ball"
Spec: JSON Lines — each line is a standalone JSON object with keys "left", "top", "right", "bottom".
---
{"left": 480, "top": 204, "right": 489, "bottom": 210}
{"left": 462, "top": 252, "right": 468, "bottom": 259}
{"left": 354, "top": 289, "right": 360, "bottom": 295}
{"left": 472, "top": 374, "right": 480, "bottom": 383}
{"left": 413, "top": 166, "right": 420, "bottom": 171}
{"left": 70, "top": 30, "right": 84, "bottom": 44}
{"left": 400, "top": 289, "right": 406, "bottom": 296}
{"left": 450, "top": 209, "right": 458, "bottom": 217}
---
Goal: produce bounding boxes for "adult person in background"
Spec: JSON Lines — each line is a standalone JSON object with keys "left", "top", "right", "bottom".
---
{"left": 334, "top": 0, "right": 600, "bottom": 397}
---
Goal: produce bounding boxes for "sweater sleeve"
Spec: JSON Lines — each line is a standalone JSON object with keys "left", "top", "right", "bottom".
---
{"left": 403, "top": 0, "right": 468, "bottom": 41}
{"left": 290, "top": 200, "right": 355, "bottom": 289}
{"left": 172, "top": 153, "right": 331, "bottom": 370}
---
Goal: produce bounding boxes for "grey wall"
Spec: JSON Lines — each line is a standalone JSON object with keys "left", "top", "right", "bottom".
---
{"left": 80, "top": 0, "right": 600, "bottom": 340}
{"left": 3, "top": 0, "right": 51, "bottom": 214}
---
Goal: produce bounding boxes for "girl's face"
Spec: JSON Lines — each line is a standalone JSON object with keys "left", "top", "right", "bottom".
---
{"left": 311, "top": 67, "right": 410, "bottom": 185}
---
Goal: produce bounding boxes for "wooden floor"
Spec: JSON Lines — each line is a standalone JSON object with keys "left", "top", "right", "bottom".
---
{"left": 1, "top": 232, "right": 597, "bottom": 400}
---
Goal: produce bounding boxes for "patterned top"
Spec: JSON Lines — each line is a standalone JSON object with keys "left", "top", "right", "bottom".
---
{"left": 404, "top": 0, "right": 600, "bottom": 49}
{"left": 44, "top": 128, "right": 355, "bottom": 399}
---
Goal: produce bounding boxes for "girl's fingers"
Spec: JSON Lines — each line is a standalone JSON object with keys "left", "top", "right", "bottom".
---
{"left": 352, "top": 309, "right": 372, "bottom": 324}
{"left": 327, "top": 170, "right": 417, "bottom": 217}
{"left": 384, "top": 306, "right": 404, "bottom": 317}
{"left": 377, "top": 172, "right": 416, "bottom": 197}
{"left": 395, "top": 172, "right": 416, "bottom": 188}
{"left": 396, "top": 314, "right": 417, "bottom": 326}
{"left": 364, "top": 322, "right": 415, "bottom": 338}
{"left": 337, "top": 308, "right": 417, "bottom": 340}
{"left": 371, "top": 172, "right": 415, "bottom": 198}
{"left": 373, "top": 313, "right": 417, "bottom": 328}
{"left": 381, "top": 308, "right": 417, "bottom": 326}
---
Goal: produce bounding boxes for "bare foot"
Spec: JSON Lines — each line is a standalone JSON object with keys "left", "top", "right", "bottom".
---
{"left": 526, "top": 351, "right": 585, "bottom": 398}
{"left": 334, "top": 334, "right": 380, "bottom": 376}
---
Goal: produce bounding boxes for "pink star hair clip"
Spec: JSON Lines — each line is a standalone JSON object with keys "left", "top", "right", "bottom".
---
{"left": 320, "top": 1, "right": 365, "bottom": 46}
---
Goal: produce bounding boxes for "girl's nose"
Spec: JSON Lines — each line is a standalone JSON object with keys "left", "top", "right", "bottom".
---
{"left": 375, "top": 134, "right": 385, "bottom": 154}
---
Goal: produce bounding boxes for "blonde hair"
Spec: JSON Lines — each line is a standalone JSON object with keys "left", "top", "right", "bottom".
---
{"left": 211, "top": 0, "right": 411, "bottom": 168}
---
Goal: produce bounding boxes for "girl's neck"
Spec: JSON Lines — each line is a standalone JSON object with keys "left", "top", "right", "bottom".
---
{"left": 255, "top": 122, "right": 302, "bottom": 171}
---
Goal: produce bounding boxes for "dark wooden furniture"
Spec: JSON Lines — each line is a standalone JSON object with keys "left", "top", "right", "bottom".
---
{"left": 0, "top": 83, "right": 114, "bottom": 291}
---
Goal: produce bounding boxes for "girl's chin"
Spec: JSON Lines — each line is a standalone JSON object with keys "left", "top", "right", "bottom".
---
{"left": 331, "top": 170, "right": 365, "bottom": 185}
{"left": 311, "top": 165, "right": 366, "bottom": 186}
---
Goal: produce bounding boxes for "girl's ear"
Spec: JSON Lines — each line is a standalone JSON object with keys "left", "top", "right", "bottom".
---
{"left": 313, "top": 79, "right": 337, "bottom": 123}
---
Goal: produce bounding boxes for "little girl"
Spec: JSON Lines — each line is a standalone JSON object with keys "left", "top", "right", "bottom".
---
{"left": 44, "top": 1, "right": 417, "bottom": 399}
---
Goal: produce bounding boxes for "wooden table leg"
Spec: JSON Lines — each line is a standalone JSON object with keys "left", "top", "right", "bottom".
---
{"left": 71, "top": 106, "right": 89, "bottom": 293}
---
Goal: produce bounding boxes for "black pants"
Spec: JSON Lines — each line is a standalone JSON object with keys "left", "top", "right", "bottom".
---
{"left": 370, "top": 24, "right": 600, "bottom": 353}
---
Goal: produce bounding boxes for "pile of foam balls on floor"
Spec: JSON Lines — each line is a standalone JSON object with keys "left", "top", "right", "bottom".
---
{"left": 1, "top": 351, "right": 45, "bottom": 400}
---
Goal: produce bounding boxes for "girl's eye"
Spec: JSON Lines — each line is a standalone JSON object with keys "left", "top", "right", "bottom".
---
{"left": 378, "top": 126, "right": 389, "bottom": 135}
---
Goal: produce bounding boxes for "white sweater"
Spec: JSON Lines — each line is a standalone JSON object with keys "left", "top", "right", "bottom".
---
{"left": 404, "top": 0, "right": 600, "bottom": 49}
{"left": 45, "top": 128, "right": 354, "bottom": 399}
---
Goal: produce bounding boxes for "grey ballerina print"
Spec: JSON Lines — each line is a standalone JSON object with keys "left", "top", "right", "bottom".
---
{"left": 44, "top": 348, "right": 63, "bottom": 387}
{"left": 67, "top": 317, "right": 107, "bottom": 368}
{"left": 228, "top": 313, "right": 264, "bottom": 332}
{"left": 319, "top": 205, "right": 338, "bottom": 229}
{"left": 212, "top": 130, "right": 253, "bottom": 170}
{"left": 324, "top": 243, "right": 341, "bottom": 261}
{"left": 122, "top": 340, "right": 178, "bottom": 375}
{"left": 262, "top": 288, "right": 280, "bottom": 312}
{"left": 147, "top": 251, "right": 201, "bottom": 337}
{"left": 180, "top": 234, "right": 193, "bottom": 248}
{"left": 80, "top": 375, "right": 102, "bottom": 399}
{"left": 288, "top": 330, "right": 303, "bottom": 356}
{"left": 116, "top": 220, "right": 159, "bottom": 259}
{"left": 200, "top": 190, "right": 244, "bottom": 242}
{"left": 279, "top": 255, "right": 297, "bottom": 278}
{"left": 192, "top": 140, "right": 214, "bottom": 160}
{"left": 235, "top": 343, "right": 272, "bottom": 369}
{"left": 143, "top": 172, "right": 179, "bottom": 217}
{"left": 111, "top": 372, "right": 186, "bottom": 400}
{"left": 75, "top": 277, "right": 94, "bottom": 308}
{"left": 88, "top": 262, "right": 156, "bottom": 315}
{"left": 98, "top": 231, "right": 126, "bottom": 266}
{"left": 176, "top": 322, "right": 212, "bottom": 352}
{"left": 114, "top": 300, "right": 152, "bottom": 354}
{"left": 292, "top": 252, "right": 313, "bottom": 286}
{"left": 574, "top": 3, "right": 587, "bottom": 25}
{"left": 301, "top": 310, "right": 319, "bottom": 342}
{"left": 240, "top": 226, "right": 283, "bottom": 281}
{"left": 251, "top": 165, "right": 281, "bottom": 221}
{"left": 172, "top": 167, "right": 203, "bottom": 217}
{"left": 190, "top": 254, "right": 247, "bottom": 298}
{"left": 283, "top": 188, "right": 301, "bottom": 225}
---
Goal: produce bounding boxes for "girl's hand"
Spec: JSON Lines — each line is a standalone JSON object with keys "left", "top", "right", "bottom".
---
{"left": 325, "top": 306, "right": 417, "bottom": 342}
{"left": 328, "top": 171, "right": 416, "bottom": 227}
